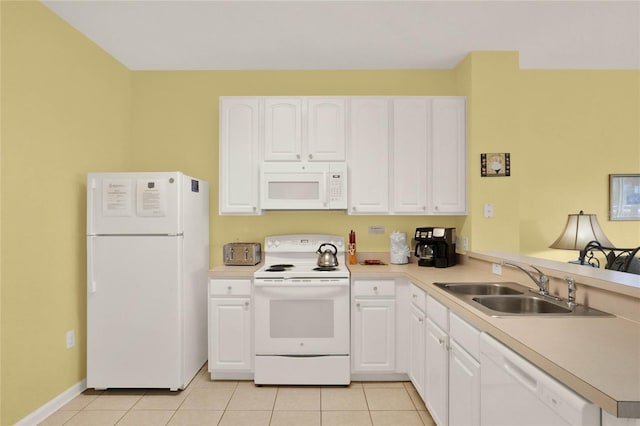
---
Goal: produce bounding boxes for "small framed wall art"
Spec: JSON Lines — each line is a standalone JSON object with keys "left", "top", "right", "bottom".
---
{"left": 481, "top": 153, "right": 511, "bottom": 177}
{"left": 610, "top": 174, "right": 640, "bottom": 221}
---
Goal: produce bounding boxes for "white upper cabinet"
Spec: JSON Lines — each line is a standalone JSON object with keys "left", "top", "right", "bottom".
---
{"left": 348, "top": 98, "right": 390, "bottom": 214}
{"left": 392, "top": 98, "right": 430, "bottom": 214}
{"left": 264, "top": 97, "right": 346, "bottom": 162}
{"left": 219, "top": 96, "right": 466, "bottom": 215}
{"left": 430, "top": 97, "right": 467, "bottom": 215}
{"left": 348, "top": 96, "right": 466, "bottom": 216}
{"left": 219, "top": 97, "right": 261, "bottom": 215}
{"left": 307, "top": 98, "right": 346, "bottom": 161}
{"left": 264, "top": 98, "right": 303, "bottom": 161}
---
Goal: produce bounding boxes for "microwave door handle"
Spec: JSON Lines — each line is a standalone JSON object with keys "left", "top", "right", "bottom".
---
{"left": 323, "top": 171, "right": 329, "bottom": 207}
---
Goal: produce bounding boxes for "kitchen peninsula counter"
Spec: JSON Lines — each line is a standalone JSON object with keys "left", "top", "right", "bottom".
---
{"left": 349, "top": 253, "right": 640, "bottom": 419}
{"left": 208, "top": 253, "right": 640, "bottom": 418}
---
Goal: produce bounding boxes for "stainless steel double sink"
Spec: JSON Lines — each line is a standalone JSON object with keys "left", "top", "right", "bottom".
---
{"left": 434, "top": 282, "right": 613, "bottom": 317}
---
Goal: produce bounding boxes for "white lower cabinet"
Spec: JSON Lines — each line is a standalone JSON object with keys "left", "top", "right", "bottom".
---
{"left": 448, "top": 312, "right": 481, "bottom": 426}
{"left": 352, "top": 280, "right": 396, "bottom": 373}
{"left": 408, "top": 284, "right": 426, "bottom": 398}
{"left": 208, "top": 279, "right": 253, "bottom": 379}
{"left": 425, "top": 316, "right": 449, "bottom": 425}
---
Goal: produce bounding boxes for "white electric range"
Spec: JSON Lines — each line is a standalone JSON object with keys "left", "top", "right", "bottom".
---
{"left": 253, "top": 234, "right": 351, "bottom": 385}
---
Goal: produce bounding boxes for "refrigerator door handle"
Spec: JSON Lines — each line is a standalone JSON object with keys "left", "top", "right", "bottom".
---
{"left": 88, "top": 237, "right": 96, "bottom": 293}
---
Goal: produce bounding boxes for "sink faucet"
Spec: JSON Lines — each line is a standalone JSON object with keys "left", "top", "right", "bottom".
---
{"left": 501, "top": 261, "right": 549, "bottom": 295}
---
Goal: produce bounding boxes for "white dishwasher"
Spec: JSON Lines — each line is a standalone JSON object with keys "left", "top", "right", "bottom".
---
{"left": 480, "top": 333, "right": 600, "bottom": 425}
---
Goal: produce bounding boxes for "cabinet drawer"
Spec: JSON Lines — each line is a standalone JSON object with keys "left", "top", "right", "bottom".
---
{"left": 427, "top": 295, "right": 448, "bottom": 330}
{"left": 409, "top": 283, "right": 426, "bottom": 311}
{"left": 209, "top": 279, "right": 252, "bottom": 296}
{"left": 353, "top": 280, "right": 395, "bottom": 297}
{"left": 449, "top": 312, "right": 480, "bottom": 360}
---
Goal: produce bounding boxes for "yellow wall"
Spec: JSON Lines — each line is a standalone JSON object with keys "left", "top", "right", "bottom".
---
{"left": 519, "top": 70, "right": 640, "bottom": 259}
{"left": 457, "top": 52, "right": 640, "bottom": 260}
{"left": 1, "top": 2, "right": 132, "bottom": 423}
{"left": 1, "top": 2, "right": 639, "bottom": 423}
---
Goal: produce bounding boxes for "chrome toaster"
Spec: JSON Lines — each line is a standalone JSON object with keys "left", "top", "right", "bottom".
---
{"left": 223, "top": 243, "right": 261, "bottom": 266}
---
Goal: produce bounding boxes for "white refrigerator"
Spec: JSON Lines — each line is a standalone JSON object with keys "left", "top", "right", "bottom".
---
{"left": 86, "top": 171, "right": 209, "bottom": 390}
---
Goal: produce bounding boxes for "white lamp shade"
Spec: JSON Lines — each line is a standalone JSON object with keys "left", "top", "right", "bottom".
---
{"left": 550, "top": 211, "right": 614, "bottom": 250}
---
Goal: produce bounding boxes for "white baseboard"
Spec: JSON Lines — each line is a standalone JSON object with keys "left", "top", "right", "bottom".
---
{"left": 15, "top": 379, "right": 86, "bottom": 426}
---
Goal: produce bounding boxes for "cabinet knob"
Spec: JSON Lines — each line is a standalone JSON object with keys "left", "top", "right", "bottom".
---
{"left": 309, "top": 154, "right": 313, "bottom": 160}
{"left": 438, "top": 337, "right": 445, "bottom": 345}
{"left": 435, "top": 205, "right": 440, "bottom": 211}
{"left": 412, "top": 293, "right": 417, "bottom": 299}
{"left": 418, "top": 318, "right": 423, "bottom": 323}
{"left": 244, "top": 301, "right": 250, "bottom": 307}
{"left": 296, "top": 154, "right": 301, "bottom": 159}
{"left": 373, "top": 286, "right": 378, "bottom": 291}
{"left": 356, "top": 303, "right": 361, "bottom": 308}
{"left": 227, "top": 286, "right": 232, "bottom": 291}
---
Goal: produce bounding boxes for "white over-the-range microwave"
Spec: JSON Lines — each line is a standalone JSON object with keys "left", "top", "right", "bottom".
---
{"left": 260, "top": 162, "right": 347, "bottom": 210}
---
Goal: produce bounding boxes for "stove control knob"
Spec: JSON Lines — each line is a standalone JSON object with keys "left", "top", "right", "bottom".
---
{"left": 274, "top": 240, "right": 280, "bottom": 247}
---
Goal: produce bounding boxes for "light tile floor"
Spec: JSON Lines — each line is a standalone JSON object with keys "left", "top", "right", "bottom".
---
{"left": 40, "top": 365, "right": 437, "bottom": 425}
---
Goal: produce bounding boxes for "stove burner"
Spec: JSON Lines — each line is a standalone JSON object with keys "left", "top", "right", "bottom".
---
{"left": 265, "top": 264, "right": 294, "bottom": 272}
{"left": 313, "top": 266, "right": 338, "bottom": 272}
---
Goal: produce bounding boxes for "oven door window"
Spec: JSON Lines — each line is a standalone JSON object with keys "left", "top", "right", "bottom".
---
{"left": 270, "top": 299, "right": 334, "bottom": 338}
{"left": 254, "top": 285, "right": 349, "bottom": 355}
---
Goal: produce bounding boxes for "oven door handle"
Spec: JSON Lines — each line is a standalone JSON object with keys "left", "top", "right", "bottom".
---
{"left": 253, "top": 281, "right": 349, "bottom": 287}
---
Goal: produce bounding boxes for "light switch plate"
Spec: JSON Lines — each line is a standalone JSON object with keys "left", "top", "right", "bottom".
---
{"left": 66, "top": 330, "right": 75, "bottom": 349}
{"left": 484, "top": 203, "right": 494, "bottom": 218}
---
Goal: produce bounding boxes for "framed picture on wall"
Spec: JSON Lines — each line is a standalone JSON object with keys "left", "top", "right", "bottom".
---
{"left": 480, "top": 153, "right": 511, "bottom": 177}
{"left": 610, "top": 174, "right": 640, "bottom": 221}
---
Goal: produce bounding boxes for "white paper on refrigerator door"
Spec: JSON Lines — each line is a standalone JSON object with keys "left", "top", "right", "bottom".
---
{"left": 102, "top": 179, "right": 133, "bottom": 217}
{"left": 136, "top": 179, "right": 168, "bottom": 217}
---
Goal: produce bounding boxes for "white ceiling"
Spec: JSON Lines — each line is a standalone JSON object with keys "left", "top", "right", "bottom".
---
{"left": 41, "top": 0, "right": 640, "bottom": 71}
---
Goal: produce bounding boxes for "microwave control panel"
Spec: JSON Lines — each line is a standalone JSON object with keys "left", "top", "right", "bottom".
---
{"left": 329, "top": 172, "right": 345, "bottom": 202}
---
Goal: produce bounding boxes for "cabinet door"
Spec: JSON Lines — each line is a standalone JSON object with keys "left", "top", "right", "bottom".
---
{"left": 392, "top": 98, "right": 429, "bottom": 213}
{"left": 408, "top": 304, "right": 426, "bottom": 398}
{"left": 430, "top": 97, "right": 467, "bottom": 215}
{"left": 348, "top": 98, "right": 390, "bottom": 214}
{"left": 264, "top": 98, "right": 303, "bottom": 161}
{"left": 209, "top": 297, "right": 252, "bottom": 372}
{"left": 307, "top": 98, "right": 346, "bottom": 161}
{"left": 352, "top": 298, "right": 395, "bottom": 372}
{"left": 425, "top": 317, "right": 448, "bottom": 426}
{"left": 449, "top": 339, "right": 480, "bottom": 426}
{"left": 219, "top": 98, "right": 261, "bottom": 214}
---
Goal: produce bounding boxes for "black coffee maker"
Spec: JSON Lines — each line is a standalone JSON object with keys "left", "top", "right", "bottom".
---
{"left": 413, "top": 227, "right": 456, "bottom": 268}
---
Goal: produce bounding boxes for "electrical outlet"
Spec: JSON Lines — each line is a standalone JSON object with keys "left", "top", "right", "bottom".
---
{"left": 492, "top": 263, "right": 502, "bottom": 276}
{"left": 66, "top": 330, "right": 75, "bottom": 349}
{"left": 463, "top": 237, "right": 469, "bottom": 251}
{"left": 368, "top": 226, "right": 385, "bottom": 235}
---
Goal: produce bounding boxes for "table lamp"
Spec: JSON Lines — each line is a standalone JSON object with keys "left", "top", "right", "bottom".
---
{"left": 549, "top": 210, "right": 614, "bottom": 264}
